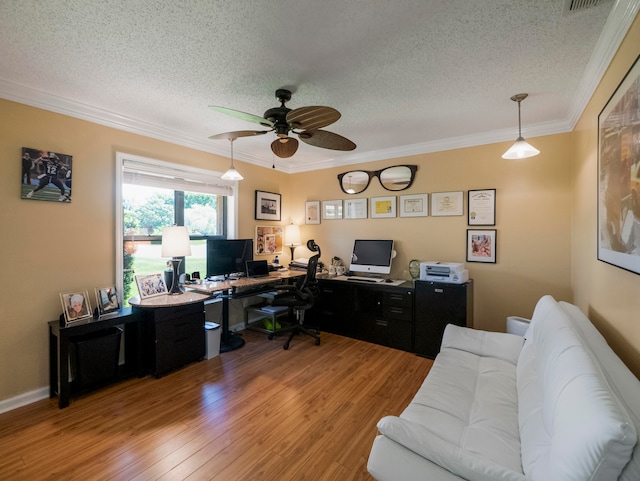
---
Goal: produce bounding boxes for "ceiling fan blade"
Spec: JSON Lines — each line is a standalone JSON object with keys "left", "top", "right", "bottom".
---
{"left": 298, "top": 130, "right": 356, "bottom": 151}
{"left": 209, "top": 106, "right": 274, "bottom": 128}
{"left": 271, "top": 138, "right": 299, "bottom": 158}
{"left": 208, "top": 130, "right": 270, "bottom": 140}
{"left": 286, "top": 106, "right": 340, "bottom": 131}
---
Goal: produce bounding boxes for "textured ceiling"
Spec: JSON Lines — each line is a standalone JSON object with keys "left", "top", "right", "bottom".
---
{"left": 1, "top": 0, "right": 638, "bottom": 173}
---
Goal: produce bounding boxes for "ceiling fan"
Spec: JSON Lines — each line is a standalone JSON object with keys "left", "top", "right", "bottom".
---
{"left": 209, "top": 89, "right": 356, "bottom": 158}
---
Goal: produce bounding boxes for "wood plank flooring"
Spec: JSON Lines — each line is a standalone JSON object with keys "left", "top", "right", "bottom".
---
{"left": 0, "top": 330, "right": 433, "bottom": 481}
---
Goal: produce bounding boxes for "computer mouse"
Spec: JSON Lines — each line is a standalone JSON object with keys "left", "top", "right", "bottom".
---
{"left": 385, "top": 278, "right": 394, "bottom": 283}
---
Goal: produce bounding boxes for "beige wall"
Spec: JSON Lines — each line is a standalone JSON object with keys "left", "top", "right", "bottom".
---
{"left": 572, "top": 14, "right": 640, "bottom": 376}
{"left": 1, "top": 13, "right": 639, "bottom": 405}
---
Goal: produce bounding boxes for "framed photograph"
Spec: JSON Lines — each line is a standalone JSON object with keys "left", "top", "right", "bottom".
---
{"left": 322, "top": 200, "right": 343, "bottom": 220}
{"left": 399, "top": 193, "right": 429, "bottom": 217}
{"left": 431, "top": 191, "right": 463, "bottom": 216}
{"left": 344, "top": 198, "right": 368, "bottom": 219}
{"left": 598, "top": 54, "right": 640, "bottom": 276}
{"left": 21, "top": 147, "right": 73, "bottom": 203}
{"left": 135, "top": 273, "right": 167, "bottom": 299}
{"left": 60, "top": 290, "right": 92, "bottom": 324}
{"left": 467, "top": 229, "right": 497, "bottom": 263}
{"left": 305, "top": 200, "right": 321, "bottom": 224}
{"left": 255, "top": 225, "right": 283, "bottom": 255}
{"left": 371, "top": 196, "right": 396, "bottom": 218}
{"left": 95, "top": 286, "right": 120, "bottom": 314}
{"left": 468, "top": 189, "right": 496, "bottom": 225}
{"left": 255, "top": 190, "right": 281, "bottom": 221}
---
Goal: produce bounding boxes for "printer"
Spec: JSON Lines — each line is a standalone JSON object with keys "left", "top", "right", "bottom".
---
{"left": 419, "top": 261, "right": 469, "bottom": 284}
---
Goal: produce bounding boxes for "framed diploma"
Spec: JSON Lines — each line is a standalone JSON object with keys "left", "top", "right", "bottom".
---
{"left": 399, "top": 193, "right": 428, "bottom": 217}
{"left": 344, "top": 198, "right": 367, "bottom": 219}
{"left": 468, "top": 189, "right": 496, "bottom": 225}
{"left": 431, "top": 191, "right": 463, "bottom": 216}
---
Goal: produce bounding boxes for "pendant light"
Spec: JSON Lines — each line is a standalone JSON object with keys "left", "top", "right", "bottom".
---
{"left": 502, "top": 93, "right": 540, "bottom": 160}
{"left": 221, "top": 138, "right": 244, "bottom": 180}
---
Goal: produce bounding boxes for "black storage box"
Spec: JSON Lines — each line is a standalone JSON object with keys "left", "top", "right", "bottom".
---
{"left": 70, "top": 327, "right": 122, "bottom": 388}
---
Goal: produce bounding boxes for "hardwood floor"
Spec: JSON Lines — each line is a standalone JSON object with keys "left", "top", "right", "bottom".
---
{"left": 0, "top": 330, "right": 433, "bottom": 481}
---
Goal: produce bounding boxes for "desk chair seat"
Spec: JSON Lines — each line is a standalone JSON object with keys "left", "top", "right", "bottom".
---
{"left": 270, "top": 240, "right": 321, "bottom": 350}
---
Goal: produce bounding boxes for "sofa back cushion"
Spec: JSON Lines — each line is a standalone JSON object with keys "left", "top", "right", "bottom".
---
{"left": 517, "top": 295, "right": 636, "bottom": 481}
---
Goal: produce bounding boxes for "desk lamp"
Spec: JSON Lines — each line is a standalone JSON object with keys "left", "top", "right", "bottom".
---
{"left": 162, "top": 226, "right": 192, "bottom": 295}
{"left": 285, "top": 223, "right": 301, "bottom": 261}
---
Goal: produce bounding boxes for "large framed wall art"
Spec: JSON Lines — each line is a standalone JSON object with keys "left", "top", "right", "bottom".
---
{"left": 598, "top": 55, "right": 640, "bottom": 275}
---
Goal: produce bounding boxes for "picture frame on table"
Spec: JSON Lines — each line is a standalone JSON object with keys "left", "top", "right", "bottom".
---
{"left": 370, "top": 196, "right": 396, "bottom": 218}
{"left": 60, "top": 290, "right": 92, "bottom": 324}
{"left": 135, "top": 273, "right": 167, "bottom": 299}
{"left": 399, "top": 193, "right": 429, "bottom": 217}
{"left": 95, "top": 286, "right": 120, "bottom": 315}
{"left": 467, "top": 229, "right": 497, "bottom": 263}
{"left": 597, "top": 54, "right": 640, "bottom": 276}
{"left": 305, "top": 200, "right": 321, "bottom": 224}
{"left": 344, "top": 198, "right": 368, "bottom": 219}
{"left": 431, "top": 191, "right": 463, "bottom": 216}
{"left": 322, "top": 200, "right": 343, "bottom": 220}
{"left": 468, "top": 189, "right": 496, "bottom": 226}
{"left": 255, "top": 190, "right": 281, "bottom": 221}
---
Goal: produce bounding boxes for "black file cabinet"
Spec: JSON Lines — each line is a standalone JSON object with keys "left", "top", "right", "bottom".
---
{"left": 136, "top": 301, "right": 206, "bottom": 377}
{"left": 414, "top": 280, "right": 473, "bottom": 359}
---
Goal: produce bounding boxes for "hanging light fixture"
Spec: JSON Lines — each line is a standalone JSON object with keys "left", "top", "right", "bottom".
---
{"left": 221, "top": 138, "right": 244, "bottom": 180}
{"left": 502, "top": 93, "right": 540, "bottom": 160}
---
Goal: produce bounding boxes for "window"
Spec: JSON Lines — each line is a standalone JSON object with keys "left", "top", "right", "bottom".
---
{"left": 116, "top": 153, "right": 238, "bottom": 305}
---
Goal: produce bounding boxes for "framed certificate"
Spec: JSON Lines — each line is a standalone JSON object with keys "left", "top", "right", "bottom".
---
{"left": 399, "top": 193, "right": 428, "bottom": 217}
{"left": 344, "top": 198, "right": 367, "bottom": 219}
{"left": 468, "top": 189, "right": 496, "bottom": 225}
{"left": 431, "top": 191, "right": 463, "bottom": 216}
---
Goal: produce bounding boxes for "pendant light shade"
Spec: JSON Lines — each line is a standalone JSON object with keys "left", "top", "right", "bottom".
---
{"left": 502, "top": 93, "right": 540, "bottom": 160}
{"left": 221, "top": 138, "right": 244, "bottom": 180}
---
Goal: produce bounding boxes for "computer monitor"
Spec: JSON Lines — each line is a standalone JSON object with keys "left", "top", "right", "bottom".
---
{"left": 206, "top": 238, "right": 254, "bottom": 278}
{"left": 349, "top": 239, "right": 395, "bottom": 275}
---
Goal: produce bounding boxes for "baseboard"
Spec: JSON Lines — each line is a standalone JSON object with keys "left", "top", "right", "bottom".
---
{"left": 0, "top": 386, "right": 49, "bottom": 414}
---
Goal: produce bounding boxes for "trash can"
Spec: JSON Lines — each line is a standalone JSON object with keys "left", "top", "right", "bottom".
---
{"left": 205, "top": 322, "right": 221, "bottom": 359}
{"left": 70, "top": 327, "right": 122, "bottom": 388}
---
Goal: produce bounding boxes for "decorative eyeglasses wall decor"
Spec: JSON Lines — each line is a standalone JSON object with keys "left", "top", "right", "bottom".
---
{"left": 337, "top": 165, "right": 417, "bottom": 194}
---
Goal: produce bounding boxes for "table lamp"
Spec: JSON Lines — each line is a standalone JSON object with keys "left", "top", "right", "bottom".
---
{"left": 162, "top": 226, "right": 192, "bottom": 295}
{"left": 284, "top": 223, "right": 301, "bottom": 261}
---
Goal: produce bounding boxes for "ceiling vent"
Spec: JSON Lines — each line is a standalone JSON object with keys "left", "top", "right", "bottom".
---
{"left": 563, "top": 0, "right": 609, "bottom": 14}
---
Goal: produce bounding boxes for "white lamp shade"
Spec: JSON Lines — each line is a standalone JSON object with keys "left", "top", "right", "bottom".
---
{"left": 161, "top": 226, "right": 192, "bottom": 257}
{"left": 221, "top": 166, "right": 243, "bottom": 180}
{"left": 285, "top": 224, "right": 301, "bottom": 246}
{"left": 502, "top": 137, "right": 540, "bottom": 160}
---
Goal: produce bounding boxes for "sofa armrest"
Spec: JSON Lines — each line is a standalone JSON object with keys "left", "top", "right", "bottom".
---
{"left": 441, "top": 324, "right": 523, "bottom": 365}
{"left": 377, "top": 416, "right": 526, "bottom": 481}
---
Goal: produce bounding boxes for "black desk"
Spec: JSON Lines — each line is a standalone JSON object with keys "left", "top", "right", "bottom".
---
{"left": 48, "top": 308, "right": 143, "bottom": 408}
{"left": 189, "top": 271, "right": 305, "bottom": 352}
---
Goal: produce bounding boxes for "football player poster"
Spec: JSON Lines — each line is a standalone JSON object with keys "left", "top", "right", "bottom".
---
{"left": 21, "top": 147, "right": 72, "bottom": 203}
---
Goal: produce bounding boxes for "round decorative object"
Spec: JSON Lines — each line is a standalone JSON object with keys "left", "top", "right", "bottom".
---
{"left": 409, "top": 259, "right": 421, "bottom": 279}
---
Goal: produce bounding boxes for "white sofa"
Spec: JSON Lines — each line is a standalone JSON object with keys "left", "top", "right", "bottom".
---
{"left": 367, "top": 295, "right": 640, "bottom": 481}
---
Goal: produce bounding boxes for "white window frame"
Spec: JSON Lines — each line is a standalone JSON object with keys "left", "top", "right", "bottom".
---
{"left": 115, "top": 152, "right": 238, "bottom": 302}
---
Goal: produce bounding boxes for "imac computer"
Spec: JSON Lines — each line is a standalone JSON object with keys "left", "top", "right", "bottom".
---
{"left": 349, "top": 239, "right": 395, "bottom": 280}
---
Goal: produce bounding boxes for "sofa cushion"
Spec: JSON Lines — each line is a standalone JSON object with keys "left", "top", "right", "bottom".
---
{"left": 517, "top": 295, "right": 636, "bottom": 481}
{"left": 390, "top": 325, "right": 522, "bottom": 479}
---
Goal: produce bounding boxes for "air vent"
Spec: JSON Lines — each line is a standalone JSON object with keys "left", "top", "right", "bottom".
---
{"left": 563, "top": 0, "right": 608, "bottom": 14}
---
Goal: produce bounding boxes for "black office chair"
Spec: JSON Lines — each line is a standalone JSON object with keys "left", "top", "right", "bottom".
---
{"left": 270, "top": 239, "right": 321, "bottom": 350}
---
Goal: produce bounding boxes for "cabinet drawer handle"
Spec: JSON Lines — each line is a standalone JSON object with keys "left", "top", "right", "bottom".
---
{"left": 389, "top": 307, "right": 404, "bottom": 315}
{"left": 375, "top": 319, "right": 388, "bottom": 327}
{"left": 389, "top": 295, "right": 403, "bottom": 301}
{"left": 434, "top": 288, "right": 444, "bottom": 293}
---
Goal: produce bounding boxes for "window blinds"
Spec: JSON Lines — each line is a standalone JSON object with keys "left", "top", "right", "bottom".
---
{"left": 122, "top": 157, "right": 234, "bottom": 196}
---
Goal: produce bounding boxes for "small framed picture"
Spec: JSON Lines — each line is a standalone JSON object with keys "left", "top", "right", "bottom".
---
{"left": 431, "top": 191, "right": 463, "bottom": 216}
{"left": 399, "top": 193, "right": 429, "bottom": 217}
{"left": 305, "top": 200, "right": 321, "bottom": 224}
{"left": 21, "top": 147, "right": 73, "bottom": 203}
{"left": 468, "top": 189, "right": 496, "bottom": 226}
{"left": 344, "top": 198, "right": 367, "bottom": 219}
{"left": 95, "top": 286, "right": 120, "bottom": 314}
{"left": 60, "top": 290, "right": 93, "bottom": 324}
{"left": 255, "top": 190, "right": 281, "bottom": 221}
{"left": 371, "top": 196, "right": 396, "bottom": 218}
{"left": 467, "top": 229, "right": 497, "bottom": 263}
{"left": 255, "top": 225, "right": 283, "bottom": 255}
{"left": 322, "top": 200, "right": 343, "bottom": 220}
{"left": 135, "top": 273, "right": 168, "bottom": 299}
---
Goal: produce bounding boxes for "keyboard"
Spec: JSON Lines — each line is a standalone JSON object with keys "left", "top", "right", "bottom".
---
{"left": 346, "top": 276, "right": 383, "bottom": 283}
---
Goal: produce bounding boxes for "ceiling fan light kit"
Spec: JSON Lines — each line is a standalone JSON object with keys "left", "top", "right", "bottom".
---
{"left": 502, "top": 93, "right": 540, "bottom": 160}
{"left": 221, "top": 138, "right": 244, "bottom": 181}
{"left": 209, "top": 89, "right": 356, "bottom": 159}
